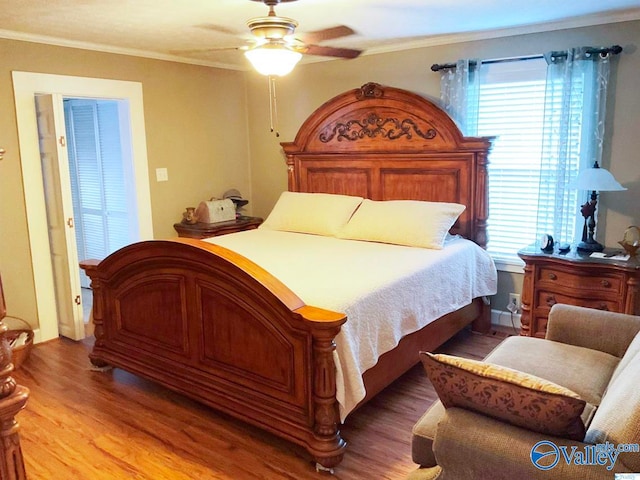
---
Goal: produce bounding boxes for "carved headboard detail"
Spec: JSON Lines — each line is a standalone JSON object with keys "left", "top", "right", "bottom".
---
{"left": 281, "top": 83, "right": 493, "bottom": 247}
{"left": 318, "top": 113, "right": 438, "bottom": 144}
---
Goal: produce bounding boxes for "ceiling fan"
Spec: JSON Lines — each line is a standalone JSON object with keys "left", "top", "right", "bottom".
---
{"left": 185, "top": 0, "right": 363, "bottom": 136}
{"left": 188, "top": 0, "right": 363, "bottom": 76}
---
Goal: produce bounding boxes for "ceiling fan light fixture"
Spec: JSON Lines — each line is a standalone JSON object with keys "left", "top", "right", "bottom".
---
{"left": 244, "top": 43, "right": 302, "bottom": 76}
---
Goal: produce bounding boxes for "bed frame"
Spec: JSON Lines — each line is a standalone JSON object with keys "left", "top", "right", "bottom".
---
{"left": 81, "top": 83, "right": 493, "bottom": 471}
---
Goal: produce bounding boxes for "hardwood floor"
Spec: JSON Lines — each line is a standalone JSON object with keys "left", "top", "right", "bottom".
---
{"left": 11, "top": 327, "right": 509, "bottom": 479}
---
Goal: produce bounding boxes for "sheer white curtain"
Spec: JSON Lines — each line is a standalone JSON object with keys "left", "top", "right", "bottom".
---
{"left": 438, "top": 48, "right": 615, "bottom": 254}
{"left": 535, "top": 47, "right": 613, "bottom": 244}
{"left": 439, "top": 59, "right": 481, "bottom": 136}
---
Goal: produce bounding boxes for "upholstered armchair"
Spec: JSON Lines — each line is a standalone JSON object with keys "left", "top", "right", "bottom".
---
{"left": 408, "top": 304, "right": 640, "bottom": 480}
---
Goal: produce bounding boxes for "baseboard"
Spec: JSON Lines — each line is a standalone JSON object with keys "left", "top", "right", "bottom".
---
{"left": 31, "top": 314, "right": 520, "bottom": 342}
{"left": 491, "top": 309, "right": 521, "bottom": 330}
{"left": 32, "top": 327, "right": 42, "bottom": 344}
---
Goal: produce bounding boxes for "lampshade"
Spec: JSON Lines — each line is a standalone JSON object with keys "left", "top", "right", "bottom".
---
{"left": 570, "top": 161, "right": 626, "bottom": 192}
{"left": 245, "top": 44, "right": 302, "bottom": 76}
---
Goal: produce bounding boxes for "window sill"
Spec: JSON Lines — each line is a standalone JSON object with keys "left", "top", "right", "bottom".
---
{"left": 493, "top": 258, "right": 525, "bottom": 274}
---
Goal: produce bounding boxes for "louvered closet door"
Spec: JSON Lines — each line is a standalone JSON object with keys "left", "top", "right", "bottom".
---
{"left": 65, "top": 99, "right": 133, "bottom": 288}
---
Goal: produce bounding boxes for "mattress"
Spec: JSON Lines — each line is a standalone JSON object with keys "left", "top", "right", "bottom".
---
{"left": 206, "top": 229, "right": 497, "bottom": 420}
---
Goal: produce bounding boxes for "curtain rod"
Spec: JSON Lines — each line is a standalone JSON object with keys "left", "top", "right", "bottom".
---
{"left": 430, "top": 45, "right": 623, "bottom": 72}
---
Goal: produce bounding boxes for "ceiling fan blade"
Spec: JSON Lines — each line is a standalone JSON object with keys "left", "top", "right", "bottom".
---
{"left": 304, "top": 44, "right": 362, "bottom": 59}
{"left": 300, "top": 25, "right": 356, "bottom": 44}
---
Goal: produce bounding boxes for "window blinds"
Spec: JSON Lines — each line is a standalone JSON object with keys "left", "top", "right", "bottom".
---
{"left": 475, "top": 58, "right": 581, "bottom": 266}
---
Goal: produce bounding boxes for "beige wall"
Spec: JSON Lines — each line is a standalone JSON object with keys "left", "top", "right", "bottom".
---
{"left": 2, "top": 20, "right": 639, "bottom": 330}
{"left": 0, "top": 39, "right": 251, "bottom": 329}
{"left": 246, "top": 20, "right": 640, "bottom": 312}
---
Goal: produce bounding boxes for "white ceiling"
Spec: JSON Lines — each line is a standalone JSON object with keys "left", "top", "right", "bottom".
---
{"left": 1, "top": 0, "right": 639, "bottom": 71}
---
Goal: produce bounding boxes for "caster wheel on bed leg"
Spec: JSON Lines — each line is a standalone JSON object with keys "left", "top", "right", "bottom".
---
{"left": 90, "top": 364, "right": 112, "bottom": 372}
{"left": 89, "top": 358, "right": 112, "bottom": 372}
{"left": 315, "top": 463, "right": 335, "bottom": 475}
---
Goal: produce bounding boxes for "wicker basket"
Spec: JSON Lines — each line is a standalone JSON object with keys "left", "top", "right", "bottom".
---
{"left": 4, "top": 317, "right": 34, "bottom": 370}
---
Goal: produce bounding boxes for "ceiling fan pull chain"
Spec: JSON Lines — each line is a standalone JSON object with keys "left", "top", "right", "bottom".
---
{"left": 268, "top": 75, "right": 280, "bottom": 137}
{"left": 268, "top": 75, "right": 274, "bottom": 134}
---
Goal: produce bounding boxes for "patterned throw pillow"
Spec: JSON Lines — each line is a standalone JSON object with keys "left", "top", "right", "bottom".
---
{"left": 420, "top": 352, "right": 586, "bottom": 441}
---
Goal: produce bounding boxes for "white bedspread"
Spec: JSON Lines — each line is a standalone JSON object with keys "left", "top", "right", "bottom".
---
{"left": 205, "top": 229, "right": 497, "bottom": 420}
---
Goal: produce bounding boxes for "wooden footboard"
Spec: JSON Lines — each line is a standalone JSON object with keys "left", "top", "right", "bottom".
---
{"left": 81, "top": 237, "right": 489, "bottom": 468}
{"left": 81, "top": 238, "right": 348, "bottom": 469}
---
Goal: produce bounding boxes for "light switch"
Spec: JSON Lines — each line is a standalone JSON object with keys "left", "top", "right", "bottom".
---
{"left": 156, "top": 167, "right": 168, "bottom": 182}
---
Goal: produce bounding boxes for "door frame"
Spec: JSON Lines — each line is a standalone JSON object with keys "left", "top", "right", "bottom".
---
{"left": 12, "top": 71, "right": 153, "bottom": 343}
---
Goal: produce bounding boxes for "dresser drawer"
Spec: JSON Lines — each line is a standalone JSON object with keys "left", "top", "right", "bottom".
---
{"left": 536, "top": 290, "right": 620, "bottom": 312}
{"left": 536, "top": 266, "right": 623, "bottom": 294}
{"left": 529, "top": 314, "right": 549, "bottom": 338}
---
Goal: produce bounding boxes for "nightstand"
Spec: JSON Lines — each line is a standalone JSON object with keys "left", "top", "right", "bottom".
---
{"left": 518, "top": 244, "right": 640, "bottom": 338}
{"left": 173, "top": 216, "right": 263, "bottom": 239}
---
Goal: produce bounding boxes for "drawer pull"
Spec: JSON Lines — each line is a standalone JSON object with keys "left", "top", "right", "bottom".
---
{"left": 545, "top": 295, "right": 557, "bottom": 307}
{"left": 601, "top": 280, "right": 611, "bottom": 288}
{"left": 548, "top": 273, "right": 557, "bottom": 280}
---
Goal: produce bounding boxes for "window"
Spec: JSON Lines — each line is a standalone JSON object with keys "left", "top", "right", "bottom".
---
{"left": 476, "top": 58, "right": 584, "bottom": 270}
{"left": 440, "top": 48, "right": 618, "bottom": 272}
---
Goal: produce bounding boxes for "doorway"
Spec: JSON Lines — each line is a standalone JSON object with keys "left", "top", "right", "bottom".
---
{"left": 64, "top": 98, "right": 140, "bottom": 328}
{"left": 13, "top": 72, "right": 154, "bottom": 343}
{"left": 63, "top": 98, "right": 138, "bottom": 292}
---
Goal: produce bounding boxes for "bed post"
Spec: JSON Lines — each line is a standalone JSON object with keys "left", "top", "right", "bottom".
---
{"left": 470, "top": 144, "right": 492, "bottom": 334}
{"left": 296, "top": 306, "right": 347, "bottom": 471}
{"left": 80, "top": 260, "right": 109, "bottom": 368}
{"left": 0, "top": 275, "right": 29, "bottom": 480}
{"left": 474, "top": 150, "right": 490, "bottom": 249}
{"left": 471, "top": 297, "right": 492, "bottom": 334}
{"left": 285, "top": 154, "right": 297, "bottom": 192}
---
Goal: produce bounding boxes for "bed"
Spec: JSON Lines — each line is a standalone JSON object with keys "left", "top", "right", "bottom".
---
{"left": 80, "top": 82, "right": 495, "bottom": 471}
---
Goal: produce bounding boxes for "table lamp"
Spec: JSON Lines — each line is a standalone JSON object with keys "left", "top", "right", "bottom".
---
{"left": 571, "top": 161, "right": 626, "bottom": 253}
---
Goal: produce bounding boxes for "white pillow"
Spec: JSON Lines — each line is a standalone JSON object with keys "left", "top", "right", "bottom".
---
{"left": 338, "top": 199, "right": 465, "bottom": 249}
{"left": 259, "top": 191, "right": 364, "bottom": 237}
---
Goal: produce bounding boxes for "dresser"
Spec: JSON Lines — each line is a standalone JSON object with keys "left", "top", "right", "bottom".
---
{"left": 518, "top": 244, "right": 640, "bottom": 338}
{"left": 173, "top": 216, "right": 263, "bottom": 239}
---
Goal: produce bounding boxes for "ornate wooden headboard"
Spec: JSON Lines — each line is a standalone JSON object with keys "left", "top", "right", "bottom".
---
{"left": 281, "top": 82, "right": 493, "bottom": 247}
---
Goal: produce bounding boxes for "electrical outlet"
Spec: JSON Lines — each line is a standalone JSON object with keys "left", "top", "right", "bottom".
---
{"left": 507, "top": 293, "right": 521, "bottom": 313}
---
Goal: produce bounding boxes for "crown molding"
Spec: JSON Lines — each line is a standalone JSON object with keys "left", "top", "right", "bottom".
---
{"left": 0, "top": 29, "right": 245, "bottom": 70}
{"left": 361, "top": 7, "right": 640, "bottom": 57}
{"left": 1, "top": 7, "right": 639, "bottom": 70}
